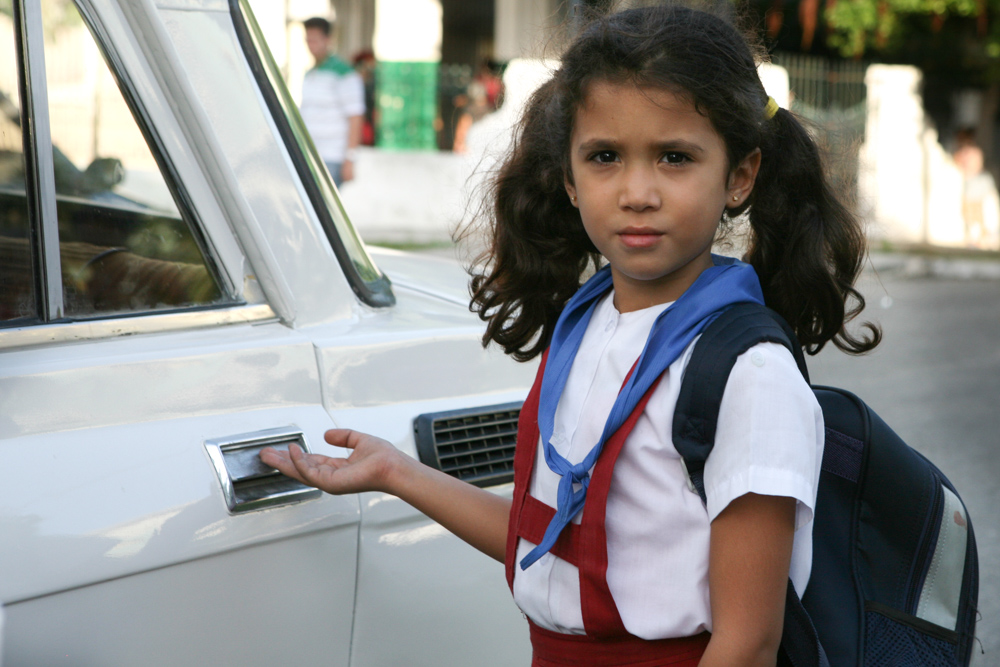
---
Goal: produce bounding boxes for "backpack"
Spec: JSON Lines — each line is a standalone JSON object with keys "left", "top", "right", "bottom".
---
{"left": 672, "top": 302, "right": 979, "bottom": 667}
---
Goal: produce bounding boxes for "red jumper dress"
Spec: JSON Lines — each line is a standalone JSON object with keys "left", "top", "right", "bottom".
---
{"left": 505, "top": 353, "right": 711, "bottom": 667}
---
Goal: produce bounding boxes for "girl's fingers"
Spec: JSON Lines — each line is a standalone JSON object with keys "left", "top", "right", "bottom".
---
{"left": 259, "top": 446, "right": 307, "bottom": 484}
{"left": 259, "top": 446, "right": 291, "bottom": 469}
{"left": 324, "top": 428, "right": 361, "bottom": 449}
{"left": 261, "top": 431, "right": 390, "bottom": 495}
{"left": 287, "top": 443, "right": 323, "bottom": 482}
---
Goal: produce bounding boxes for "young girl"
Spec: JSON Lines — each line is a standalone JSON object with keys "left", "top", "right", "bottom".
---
{"left": 262, "top": 4, "right": 879, "bottom": 666}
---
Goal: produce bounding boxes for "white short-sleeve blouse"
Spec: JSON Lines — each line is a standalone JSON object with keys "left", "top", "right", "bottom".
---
{"left": 512, "top": 292, "right": 824, "bottom": 640}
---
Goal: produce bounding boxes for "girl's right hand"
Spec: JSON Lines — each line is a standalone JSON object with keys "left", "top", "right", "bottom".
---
{"left": 259, "top": 429, "right": 399, "bottom": 496}
{"left": 262, "top": 428, "right": 512, "bottom": 562}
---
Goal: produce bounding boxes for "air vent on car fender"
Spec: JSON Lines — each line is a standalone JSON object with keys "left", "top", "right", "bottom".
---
{"left": 414, "top": 402, "right": 522, "bottom": 487}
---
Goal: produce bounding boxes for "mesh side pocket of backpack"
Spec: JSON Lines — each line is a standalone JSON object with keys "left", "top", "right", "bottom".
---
{"left": 864, "top": 605, "right": 960, "bottom": 666}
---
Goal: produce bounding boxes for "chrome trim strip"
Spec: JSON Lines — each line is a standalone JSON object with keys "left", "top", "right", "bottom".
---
{"left": 0, "top": 304, "right": 277, "bottom": 350}
{"left": 19, "top": 0, "right": 64, "bottom": 319}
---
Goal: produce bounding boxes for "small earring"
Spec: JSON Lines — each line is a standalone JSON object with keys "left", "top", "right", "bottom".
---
{"left": 571, "top": 195, "right": 577, "bottom": 203}
{"left": 732, "top": 194, "right": 739, "bottom": 202}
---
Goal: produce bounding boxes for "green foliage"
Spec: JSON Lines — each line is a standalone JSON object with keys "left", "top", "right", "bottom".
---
{"left": 824, "top": 0, "right": 991, "bottom": 59}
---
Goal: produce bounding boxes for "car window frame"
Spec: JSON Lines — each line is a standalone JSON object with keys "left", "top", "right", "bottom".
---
{"left": 228, "top": 0, "right": 395, "bottom": 309}
{"left": 3, "top": 0, "right": 247, "bottom": 334}
{"left": 13, "top": 0, "right": 61, "bottom": 323}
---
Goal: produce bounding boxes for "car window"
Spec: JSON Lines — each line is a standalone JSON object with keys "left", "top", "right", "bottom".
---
{"left": 0, "top": 10, "right": 36, "bottom": 324}
{"left": 39, "top": 0, "right": 226, "bottom": 318}
{"left": 232, "top": 0, "right": 394, "bottom": 308}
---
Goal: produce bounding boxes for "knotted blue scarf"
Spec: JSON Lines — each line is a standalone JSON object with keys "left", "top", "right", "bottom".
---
{"left": 520, "top": 255, "right": 764, "bottom": 570}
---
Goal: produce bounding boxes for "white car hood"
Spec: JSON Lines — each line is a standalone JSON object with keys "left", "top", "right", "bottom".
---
{"left": 368, "top": 246, "right": 475, "bottom": 307}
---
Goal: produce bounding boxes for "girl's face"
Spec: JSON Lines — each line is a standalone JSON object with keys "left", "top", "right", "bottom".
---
{"left": 565, "top": 81, "right": 760, "bottom": 313}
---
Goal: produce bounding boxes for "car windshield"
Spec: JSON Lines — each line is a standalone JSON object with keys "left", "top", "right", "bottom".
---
{"left": 232, "top": 0, "right": 391, "bottom": 304}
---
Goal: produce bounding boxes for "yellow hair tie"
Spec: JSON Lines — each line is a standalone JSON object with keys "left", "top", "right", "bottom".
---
{"left": 764, "top": 96, "right": 780, "bottom": 120}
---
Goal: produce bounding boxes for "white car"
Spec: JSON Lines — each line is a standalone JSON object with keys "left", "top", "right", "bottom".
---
{"left": 0, "top": 0, "right": 534, "bottom": 665}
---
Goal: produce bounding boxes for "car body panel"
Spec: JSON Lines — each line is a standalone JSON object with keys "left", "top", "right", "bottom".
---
{"left": 0, "top": 322, "right": 361, "bottom": 667}
{"left": 328, "top": 396, "right": 532, "bottom": 667}
{"left": 4, "top": 528, "right": 357, "bottom": 666}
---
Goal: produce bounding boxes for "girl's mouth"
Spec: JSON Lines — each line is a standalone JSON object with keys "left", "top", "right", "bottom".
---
{"left": 618, "top": 228, "right": 664, "bottom": 248}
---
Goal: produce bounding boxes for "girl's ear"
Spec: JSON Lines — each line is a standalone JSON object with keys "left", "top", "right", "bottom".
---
{"left": 563, "top": 173, "right": 580, "bottom": 208}
{"left": 726, "top": 148, "right": 762, "bottom": 209}
{"left": 564, "top": 176, "right": 578, "bottom": 208}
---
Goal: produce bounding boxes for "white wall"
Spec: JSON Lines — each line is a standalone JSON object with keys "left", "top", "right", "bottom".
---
{"left": 860, "top": 64, "right": 1000, "bottom": 249}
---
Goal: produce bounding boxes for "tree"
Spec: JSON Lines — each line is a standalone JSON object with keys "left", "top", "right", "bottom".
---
{"left": 808, "top": 0, "right": 1000, "bottom": 85}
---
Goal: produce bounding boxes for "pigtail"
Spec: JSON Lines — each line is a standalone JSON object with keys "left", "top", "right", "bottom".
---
{"left": 746, "top": 107, "right": 881, "bottom": 355}
{"left": 468, "top": 81, "right": 600, "bottom": 362}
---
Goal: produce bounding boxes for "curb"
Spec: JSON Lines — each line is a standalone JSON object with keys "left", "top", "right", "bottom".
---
{"left": 867, "top": 252, "right": 1000, "bottom": 280}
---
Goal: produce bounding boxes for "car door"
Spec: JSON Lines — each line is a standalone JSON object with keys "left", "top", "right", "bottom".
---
{"left": 0, "top": 2, "right": 359, "bottom": 664}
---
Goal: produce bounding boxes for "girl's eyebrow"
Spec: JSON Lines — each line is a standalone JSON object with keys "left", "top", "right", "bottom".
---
{"left": 576, "top": 138, "right": 707, "bottom": 155}
{"left": 653, "top": 140, "right": 707, "bottom": 155}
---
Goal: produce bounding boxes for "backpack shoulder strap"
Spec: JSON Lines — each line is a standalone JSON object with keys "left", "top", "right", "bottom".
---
{"left": 672, "top": 302, "right": 806, "bottom": 500}
{"left": 672, "top": 302, "right": 829, "bottom": 667}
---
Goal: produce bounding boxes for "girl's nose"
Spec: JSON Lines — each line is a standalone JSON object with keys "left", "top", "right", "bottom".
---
{"left": 618, "top": 165, "right": 662, "bottom": 212}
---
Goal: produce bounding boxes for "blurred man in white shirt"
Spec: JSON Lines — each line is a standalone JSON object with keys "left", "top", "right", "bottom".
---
{"left": 301, "top": 17, "right": 365, "bottom": 186}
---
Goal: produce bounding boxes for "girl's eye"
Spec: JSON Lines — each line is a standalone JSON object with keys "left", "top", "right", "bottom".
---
{"left": 590, "top": 150, "right": 619, "bottom": 164}
{"left": 662, "top": 152, "right": 691, "bottom": 165}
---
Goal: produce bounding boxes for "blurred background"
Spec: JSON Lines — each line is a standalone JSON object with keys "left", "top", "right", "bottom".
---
{"left": 244, "top": 0, "right": 1000, "bottom": 252}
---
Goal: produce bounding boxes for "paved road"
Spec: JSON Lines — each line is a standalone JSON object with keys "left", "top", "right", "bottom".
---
{"left": 809, "top": 270, "right": 999, "bottom": 664}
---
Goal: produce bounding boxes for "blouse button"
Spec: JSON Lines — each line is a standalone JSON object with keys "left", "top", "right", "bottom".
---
{"left": 751, "top": 350, "right": 766, "bottom": 367}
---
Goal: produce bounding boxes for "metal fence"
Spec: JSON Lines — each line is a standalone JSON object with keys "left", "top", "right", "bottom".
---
{"left": 772, "top": 52, "right": 868, "bottom": 200}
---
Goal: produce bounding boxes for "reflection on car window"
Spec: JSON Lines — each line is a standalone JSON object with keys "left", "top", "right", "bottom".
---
{"left": 0, "top": 11, "right": 37, "bottom": 324}
{"left": 41, "top": 0, "right": 225, "bottom": 317}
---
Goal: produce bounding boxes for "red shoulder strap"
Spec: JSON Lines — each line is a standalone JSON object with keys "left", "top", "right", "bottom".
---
{"left": 505, "top": 351, "right": 548, "bottom": 591}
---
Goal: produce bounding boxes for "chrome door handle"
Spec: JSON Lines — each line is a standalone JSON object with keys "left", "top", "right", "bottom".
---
{"left": 205, "top": 427, "right": 321, "bottom": 513}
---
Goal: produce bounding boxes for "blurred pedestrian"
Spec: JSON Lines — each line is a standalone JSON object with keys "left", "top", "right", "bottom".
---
{"left": 301, "top": 17, "right": 364, "bottom": 186}
{"left": 451, "top": 81, "right": 491, "bottom": 154}
{"left": 352, "top": 49, "right": 377, "bottom": 146}
{"left": 474, "top": 58, "right": 504, "bottom": 111}
{"left": 952, "top": 127, "right": 998, "bottom": 248}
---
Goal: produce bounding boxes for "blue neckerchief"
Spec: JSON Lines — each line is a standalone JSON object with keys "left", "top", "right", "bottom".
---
{"left": 520, "top": 255, "right": 764, "bottom": 570}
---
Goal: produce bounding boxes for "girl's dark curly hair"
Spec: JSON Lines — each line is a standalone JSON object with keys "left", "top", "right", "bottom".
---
{"left": 468, "top": 2, "right": 880, "bottom": 361}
